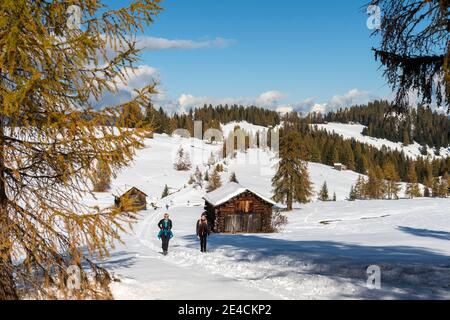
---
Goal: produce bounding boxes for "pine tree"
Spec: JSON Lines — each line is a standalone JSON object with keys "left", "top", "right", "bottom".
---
{"left": 341, "top": 143, "right": 356, "bottom": 171}
{"left": 229, "top": 172, "right": 239, "bottom": 183}
{"left": 333, "top": 192, "right": 337, "bottom": 202}
{"left": 0, "top": 0, "right": 161, "bottom": 299}
{"left": 405, "top": 164, "right": 422, "bottom": 198}
{"left": 194, "top": 167, "right": 203, "bottom": 188}
{"left": 370, "top": 0, "right": 449, "bottom": 112}
{"left": 207, "top": 168, "right": 223, "bottom": 192}
{"left": 174, "top": 146, "right": 192, "bottom": 171}
{"left": 272, "top": 130, "right": 313, "bottom": 211}
{"left": 349, "top": 185, "right": 357, "bottom": 201}
{"left": 355, "top": 176, "right": 366, "bottom": 199}
{"left": 420, "top": 145, "right": 428, "bottom": 156}
{"left": 383, "top": 162, "right": 401, "bottom": 200}
{"left": 318, "top": 182, "right": 329, "bottom": 201}
{"left": 161, "top": 185, "right": 170, "bottom": 199}
{"left": 331, "top": 147, "right": 340, "bottom": 165}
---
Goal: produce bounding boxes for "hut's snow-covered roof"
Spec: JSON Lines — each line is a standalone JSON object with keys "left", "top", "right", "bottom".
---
{"left": 203, "top": 182, "right": 276, "bottom": 207}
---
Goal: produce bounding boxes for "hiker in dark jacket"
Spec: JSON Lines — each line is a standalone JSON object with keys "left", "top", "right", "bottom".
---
{"left": 196, "top": 214, "right": 211, "bottom": 253}
{"left": 157, "top": 213, "right": 173, "bottom": 256}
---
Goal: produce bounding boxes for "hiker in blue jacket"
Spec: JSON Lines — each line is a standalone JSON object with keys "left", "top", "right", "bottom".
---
{"left": 158, "top": 213, "right": 173, "bottom": 256}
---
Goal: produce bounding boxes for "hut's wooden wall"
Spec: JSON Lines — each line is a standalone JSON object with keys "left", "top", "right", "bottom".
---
{"left": 117, "top": 188, "right": 147, "bottom": 210}
{"left": 207, "top": 191, "right": 273, "bottom": 233}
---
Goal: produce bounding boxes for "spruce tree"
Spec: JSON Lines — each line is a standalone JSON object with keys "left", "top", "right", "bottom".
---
{"left": 194, "top": 167, "right": 204, "bottom": 188}
{"left": 333, "top": 192, "right": 337, "bottom": 202}
{"left": 355, "top": 176, "right": 366, "bottom": 200}
{"left": 370, "top": 0, "right": 449, "bottom": 112}
{"left": 207, "top": 168, "right": 223, "bottom": 192}
{"left": 161, "top": 185, "right": 170, "bottom": 199}
{"left": 272, "top": 130, "right": 313, "bottom": 211}
{"left": 349, "top": 186, "right": 357, "bottom": 201}
{"left": 174, "top": 146, "right": 192, "bottom": 171}
{"left": 318, "top": 182, "right": 330, "bottom": 201}
{"left": 229, "top": 172, "right": 239, "bottom": 183}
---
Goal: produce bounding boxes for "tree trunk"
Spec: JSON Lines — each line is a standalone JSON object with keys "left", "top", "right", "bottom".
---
{"left": 286, "top": 191, "right": 293, "bottom": 211}
{"left": 0, "top": 247, "right": 18, "bottom": 300}
{"left": 0, "top": 188, "right": 17, "bottom": 300}
{"left": 0, "top": 116, "right": 18, "bottom": 300}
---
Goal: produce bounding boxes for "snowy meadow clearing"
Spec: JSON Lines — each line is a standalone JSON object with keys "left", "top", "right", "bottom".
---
{"left": 85, "top": 131, "right": 450, "bottom": 300}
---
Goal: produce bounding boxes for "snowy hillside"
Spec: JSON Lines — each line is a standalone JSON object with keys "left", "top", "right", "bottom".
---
{"left": 220, "top": 121, "right": 268, "bottom": 137}
{"left": 85, "top": 132, "right": 450, "bottom": 300}
{"left": 314, "top": 123, "right": 450, "bottom": 159}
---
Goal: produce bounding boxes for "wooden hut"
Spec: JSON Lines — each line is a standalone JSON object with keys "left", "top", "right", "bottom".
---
{"left": 334, "top": 163, "right": 348, "bottom": 171}
{"left": 203, "top": 182, "right": 275, "bottom": 234}
{"left": 115, "top": 187, "right": 148, "bottom": 211}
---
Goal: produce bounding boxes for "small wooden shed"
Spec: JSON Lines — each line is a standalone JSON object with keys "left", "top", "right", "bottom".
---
{"left": 115, "top": 187, "right": 148, "bottom": 211}
{"left": 203, "top": 183, "right": 275, "bottom": 234}
{"left": 334, "top": 163, "right": 348, "bottom": 171}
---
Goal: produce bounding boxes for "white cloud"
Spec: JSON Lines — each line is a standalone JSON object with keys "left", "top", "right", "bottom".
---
{"left": 285, "top": 89, "right": 373, "bottom": 115}
{"left": 114, "top": 65, "right": 159, "bottom": 91}
{"left": 257, "top": 91, "right": 285, "bottom": 106}
{"left": 328, "top": 88, "right": 369, "bottom": 108}
{"left": 311, "top": 103, "right": 327, "bottom": 114}
{"left": 157, "top": 89, "right": 376, "bottom": 116}
{"left": 93, "top": 65, "right": 159, "bottom": 109}
{"left": 94, "top": 73, "right": 377, "bottom": 118}
{"left": 136, "top": 36, "right": 235, "bottom": 51}
{"left": 173, "top": 91, "right": 286, "bottom": 113}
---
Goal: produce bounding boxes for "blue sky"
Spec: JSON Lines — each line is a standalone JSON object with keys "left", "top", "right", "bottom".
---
{"left": 109, "top": 0, "right": 390, "bottom": 113}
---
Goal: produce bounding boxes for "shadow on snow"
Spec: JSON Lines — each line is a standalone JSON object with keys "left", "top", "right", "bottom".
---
{"left": 398, "top": 226, "right": 450, "bottom": 241}
{"left": 181, "top": 233, "right": 450, "bottom": 299}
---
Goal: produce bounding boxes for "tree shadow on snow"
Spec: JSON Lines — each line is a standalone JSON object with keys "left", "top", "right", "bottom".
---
{"left": 91, "top": 251, "right": 138, "bottom": 271}
{"left": 182, "top": 234, "right": 450, "bottom": 300}
{"left": 398, "top": 226, "right": 450, "bottom": 241}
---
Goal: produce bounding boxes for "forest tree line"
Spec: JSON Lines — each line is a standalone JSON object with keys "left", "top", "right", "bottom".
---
{"left": 119, "top": 102, "right": 450, "bottom": 186}
{"left": 314, "top": 100, "right": 450, "bottom": 151}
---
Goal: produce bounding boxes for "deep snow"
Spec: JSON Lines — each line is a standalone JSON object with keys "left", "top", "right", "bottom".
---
{"left": 85, "top": 129, "right": 450, "bottom": 300}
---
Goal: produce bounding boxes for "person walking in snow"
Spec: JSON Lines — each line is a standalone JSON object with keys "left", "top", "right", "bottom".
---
{"left": 158, "top": 213, "right": 173, "bottom": 256}
{"left": 196, "top": 214, "right": 211, "bottom": 253}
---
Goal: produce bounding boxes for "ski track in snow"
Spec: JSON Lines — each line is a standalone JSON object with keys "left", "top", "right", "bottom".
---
{"left": 84, "top": 127, "right": 450, "bottom": 300}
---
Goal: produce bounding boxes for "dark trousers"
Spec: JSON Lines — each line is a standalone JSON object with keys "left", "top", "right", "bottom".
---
{"left": 161, "top": 235, "right": 170, "bottom": 252}
{"left": 200, "top": 236, "right": 208, "bottom": 252}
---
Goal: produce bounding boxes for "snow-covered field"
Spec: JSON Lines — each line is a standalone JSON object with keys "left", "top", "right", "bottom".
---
{"left": 85, "top": 130, "right": 450, "bottom": 300}
{"left": 314, "top": 122, "right": 450, "bottom": 159}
